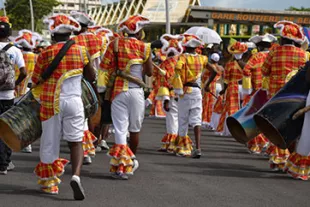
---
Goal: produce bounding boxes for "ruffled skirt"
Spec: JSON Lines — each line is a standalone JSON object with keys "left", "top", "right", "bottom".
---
{"left": 108, "top": 144, "right": 135, "bottom": 175}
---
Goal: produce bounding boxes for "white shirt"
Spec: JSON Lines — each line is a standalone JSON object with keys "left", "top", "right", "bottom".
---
{"left": 0, "top": 42, "right": 25, "bottom": 100}
{"left": 128, "top": 64, "right": 143, "bottom": 88}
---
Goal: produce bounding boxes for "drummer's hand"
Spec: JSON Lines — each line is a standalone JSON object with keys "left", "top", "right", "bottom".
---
{"left": 219, "top": 90, "right": 225, "bottom": 95}
{"left": 164, "top": 100, "right": 170, "bottom": 112}
{"left": 204, "top": 85, "right": 210, "bottom": 92}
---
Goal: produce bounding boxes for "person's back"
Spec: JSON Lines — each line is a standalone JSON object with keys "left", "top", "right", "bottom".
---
{"left": 32, "top": 42, "right": 88, "bottom": 121}
{"left": 263, "top": 44, "right": 306, "bottom": 96}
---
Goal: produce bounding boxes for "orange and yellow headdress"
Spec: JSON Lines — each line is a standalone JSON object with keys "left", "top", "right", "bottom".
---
{"left": 118, "top": 15, "right": 150, "bottom": 34}
{"left": 160, "top": 34, "right": 184, "bottom": 56}
{"left": 274, "top": 20, "right": 305, "bottom": 44}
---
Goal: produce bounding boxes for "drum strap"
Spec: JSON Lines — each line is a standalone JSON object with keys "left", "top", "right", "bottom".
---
{"left": 40, "top": 40, "right": 76, "bottom": 82}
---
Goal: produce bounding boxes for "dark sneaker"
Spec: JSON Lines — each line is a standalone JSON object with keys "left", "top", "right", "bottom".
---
{"left": 191, "top": 149, "right": 202, "bottom": 159}
{"left": 70, "top": 175, "right": 85, "bottom": 200}
{"left": 111, "top": 172, "right": 129, "bottom": 180}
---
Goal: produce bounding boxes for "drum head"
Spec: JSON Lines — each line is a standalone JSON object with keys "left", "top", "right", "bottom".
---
{"left": 254, "top": 114, "right": 287, "bottom": 149}
{"left": 226, "top": 117, "right": 249, "bottom": 144}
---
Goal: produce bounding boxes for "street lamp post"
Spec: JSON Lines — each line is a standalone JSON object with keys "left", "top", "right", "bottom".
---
{"left": 29, "top": 0, "right": 34, "bottom": 31}
{"left": 165, "top": 0, "right": 170, "bottom": 34}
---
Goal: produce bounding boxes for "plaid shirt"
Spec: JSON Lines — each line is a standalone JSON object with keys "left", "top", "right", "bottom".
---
{"left": 262, "top": 45, "right": 307, "bottom": 96}
{"left": 99, "top": 37, "right": 151, "bottom": 100}
{"left": 32, "top": 42, "right": 89, "bottom": 121}
{"left": 155, "top": 56, "right": 179, "bottom": 97}
{"left": 15, "top": 52, "right": 37, "bottom": 97}
{"left": 72, "top": 32, "right": 102, "bottom": 61}
{"left": 243, "top": 52, "right": 269, "bottom": 90}
{"left": 173, "top": 53, "right": 208, "bottom": 94}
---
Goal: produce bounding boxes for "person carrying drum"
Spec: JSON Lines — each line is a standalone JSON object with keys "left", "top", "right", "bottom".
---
{"left": 172, "top": 34, "right": 216, "bottom": 158}
{"left": 155, "top": 34, "right": 183, "bottom": 153}
{"left": 13, "top": 29, "right": 41, "bottom": 154}
{"left": 70, "top": 11, "right": 103, "bottom": 165}
{"left": 261, "top": 20, "right": 307, "bottom": 172}
{"left": 99, "top": 15, "right": 153, "bottom": 180}
{"left": 32, "top": 14, "right": 96, "bottom": 199}
{"left": 0, "top": 16, "right": 27, "bottom": 175}
{"left": 241, "top": 34, "right": 277, "bottom": 155}
{"left": 284, "top": 61, "right": 310, "bottom": 180}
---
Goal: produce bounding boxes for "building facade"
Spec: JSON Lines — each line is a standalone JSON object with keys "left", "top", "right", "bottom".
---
{"left": 54, "top": 0, "right": 102, "bottom": 14}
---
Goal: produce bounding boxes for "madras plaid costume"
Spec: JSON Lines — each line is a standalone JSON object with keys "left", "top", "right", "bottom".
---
{"left": 173, "top": 53, "right": 207, "bottom": 156}
{"left": 72, "top": 32, "right": 102, "bottom": 61}
{"left": 15, "top": 52, "right": 37, "bottom": 97}
{"left": 99, "top": 37, "right": 151, "bottom": 175}
{"left": 262, "top": 45, "right": 307, "bottom": 171}
{"left": 217, "top": 60, "right": 242, "bottom": 133}
{"left": 242, "top": 51, "right": 270, "bottom": 154}
{"left": 32, "top": 43, "right": 88, "bottom": 121}
{"left": 155, "top": 56, "right": 179, "bottom": 152}
{"left": 32, "top": 43, "right": 88, "bottom": 193}
{"left": 202, "top": 64, "right": 222, "bottom": 125}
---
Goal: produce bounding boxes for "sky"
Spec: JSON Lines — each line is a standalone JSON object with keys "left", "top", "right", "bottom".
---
{"left": 201, "top": 0, "right": 309, "bottom": 10}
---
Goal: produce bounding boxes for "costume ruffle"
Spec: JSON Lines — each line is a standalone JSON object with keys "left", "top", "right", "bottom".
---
{"left": 268, "top": 145, "right": 290, "bottom": 170}
{"left": 156, "top": 87, "right": 170, "bottom": 100}
{"left": 34, "top": 158, "right": 69, "bottom": 193}
{"left": 159, "top": 134, "right": 178, "bottom": 153}
{"left": 108, "top": 144, "right": 135, "bottom": 175}
{"left": 284, "top": 152, "right": 310, "bottom": 180}
{"left": 175, "top": 135, "right": 193, "bottom": 157}
{"left": 83, "top": 130, "right": 97, "bottom": 157}
{"left": 247, "top": 134, "right": 270, "bottom": 155}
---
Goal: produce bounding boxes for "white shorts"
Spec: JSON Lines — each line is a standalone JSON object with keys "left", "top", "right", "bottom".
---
{"left": 112, "top": 88, "right": 145, "bottom": 145}
{"left": 178, "top": 91, "right": 202, "bottom": 137}
{"left": 40, "top": 97, "right": 84, "bottom": 163}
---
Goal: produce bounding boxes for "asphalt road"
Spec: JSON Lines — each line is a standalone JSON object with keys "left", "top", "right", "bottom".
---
{"left": 0, "top": 118, "right": 309, "bottom": 207}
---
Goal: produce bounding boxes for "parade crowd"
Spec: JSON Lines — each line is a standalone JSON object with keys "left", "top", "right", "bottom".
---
{"left": 0, "top": 11, "right": 309, "bottom": 201}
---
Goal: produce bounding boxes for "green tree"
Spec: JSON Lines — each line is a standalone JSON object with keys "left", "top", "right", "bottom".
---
{"left": 5, "top": 0, "right": 61, "bottom": 32}
{"left": 286, "top": 6, "right": 310, "bottom": 11}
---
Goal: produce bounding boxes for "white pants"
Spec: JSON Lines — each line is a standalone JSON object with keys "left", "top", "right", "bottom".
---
{"left": 40, "top": 97, "right": 84, "bottom": 163}
{"left": 164, "top": 99, "right": 178, "bottom": 134}
{"left": 210, "top": 112, "right": 221, "bottom": 130}
{"left": 296, "top": 90, "right": 310, "bottom": 156}
{"left": 112, "top": 88, "right": 145, "bottom": 145}
{"left": 178, "top": 93, "right": 202, "bottom": 137}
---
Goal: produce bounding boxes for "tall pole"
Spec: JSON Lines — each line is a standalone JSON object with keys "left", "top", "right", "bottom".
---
{"left": 29, "top": 0, "right": 34, "bottom": 31}
{"left": 84, "top": 0, "right": 87, "bottom": 14}
{"left": 165, "top": 0, "right": 170, "bottom": 34}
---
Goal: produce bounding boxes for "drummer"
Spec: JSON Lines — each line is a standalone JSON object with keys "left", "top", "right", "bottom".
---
{"left": 70, "top": 11, "right": 103, "bottom": 165}
{"left": 13, "top": 29, "right": 41, "bottom": 154}
{"left": 241, "top": 34, "right": 277, "bottom": 155}
{"left": 32, "top": 14, "right": 96, "bottom": 199}
{"left": 0, "top": 16, "right": 26, "bottom": 175}
{"left": 261, "top": 20, "right": 307, "bottom": 172}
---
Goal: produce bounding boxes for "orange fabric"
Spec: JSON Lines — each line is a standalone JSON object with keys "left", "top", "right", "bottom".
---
{"left": 285, "top": 152, "right": 310, "bottom": 180}
{"left": 160, "top": 134, "right": 178, "bottom": 153}
{"left": 15, "top": 52, "right": 37, "bottom": 97}
{"left": 82, "top": 130, "right": 97, "bottom": 157}
{"left": 175, "top": 135, "right": 193, "bottom": 156}
{"left": 72, "top": 33, "right": 102, "bottom": 59}
{"left": 247, "top": 134, "right": 270, "bottom": 154}
{"left": 108, "top": 144, "right": 135, "bottom": 175}
{"left": 32, "top": 43, "right": 88, "bottom": 121}
{"left": 202, "top": 64, "right": 222, "bottom": 123}
{"left": 217, "top": 60, "right": 242, "bottom": 132}
{"left": 34, "top": 158, "right": 69, "bottom": 180}
{"left": 100, "top": 37, "right": 151, "bottom": 101}
{"left": 156, "top": 56, "right": 179, "bottom": 97}
{"left": 243, "top": 52, "right": 269, "bottom": 91}
{"left": 261, "top": 45, "right": 306, "bottom": 97}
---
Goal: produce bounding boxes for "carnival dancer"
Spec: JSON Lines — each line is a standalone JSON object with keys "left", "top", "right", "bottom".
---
{"left": 172, "top": 34, "right": 216, "bottom": 158}
{"left": 241, "top": 34, "right": 277, "bottom": 155}
{"left": 155, "top": 34, "right": 183, "bottom": 152}
{"left": 216, "top": 42, "right": 248, "bottom": 136}
{"left": 284, "top": 61, "right": 310, "bottom": 180}
{"left": 262, "top": 21, "right": 307, "bottom": 171}
{"left": 0, "top": 16, "right": 26, "bottom": 175}
{"left": 202, "top": 53, "right": 223, "bottom": 129}
{"left": 32, "top": 14, "right": 96, "bottom": 199}
{"left": 14, "top": 29, "right": 41, "bottom": 153}
{"left": 99, "top": 15, "right": 152, "bottom": 180}
{"left": 70, "top": 11, "right": 102, "bottom": 164}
